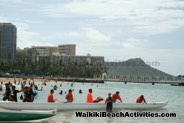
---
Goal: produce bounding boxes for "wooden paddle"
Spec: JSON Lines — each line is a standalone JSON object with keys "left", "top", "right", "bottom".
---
{"left": 55, "top": 99, "right": 67, "bottom": 103}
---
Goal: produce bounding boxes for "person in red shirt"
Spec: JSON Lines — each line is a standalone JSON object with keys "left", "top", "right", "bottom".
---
{"left": 112, "top": 91, "right": 122, "bottom": 103}
{"left": 47, "top": 89, "right": 55, "bottom": 103}
{"left": 136, "top": 95, "right": 146, "bottom": 103}
{"left": 86, "top": 89, "right": 93, "bottom": 103}
{"left": 65, "top": 89, "right": 73, "bottom": 102}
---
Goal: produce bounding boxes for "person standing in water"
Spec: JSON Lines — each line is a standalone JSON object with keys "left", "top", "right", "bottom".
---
{"left": 9, "top": 86, "right": 21, "bottom": 102}
{"left": 3, "top": 83, "right": 11, "bottom": 101}
{"left": 105, "top": 93, "right": 113, "bottom": 112}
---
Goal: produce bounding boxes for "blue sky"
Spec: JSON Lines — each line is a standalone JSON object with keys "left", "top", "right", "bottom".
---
{"left": 0, "top": 0, "right": 184, "bottom": 76}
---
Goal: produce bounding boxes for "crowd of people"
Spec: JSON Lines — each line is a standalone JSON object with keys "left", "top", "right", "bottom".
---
{"left": 1, "top": 80, "right": 146, "bottom": 110}
{"left": 1, "top": 82, "right": 39, "bottom": 102}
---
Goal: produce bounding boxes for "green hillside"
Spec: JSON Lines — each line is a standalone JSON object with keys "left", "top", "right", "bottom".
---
{"left": 105, "top": 58, "right": 174, "bottom": 77}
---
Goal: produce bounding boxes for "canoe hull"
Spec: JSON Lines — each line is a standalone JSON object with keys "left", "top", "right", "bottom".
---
{"left": 0, "top": 109, "right": 56, "bottom": 121}
{"left": 0, "top": 101, "right": 168, "bottom": 111}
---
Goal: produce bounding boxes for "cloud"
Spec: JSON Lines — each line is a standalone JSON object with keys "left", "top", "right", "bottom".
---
{"left": 42, "top": 0, "right": 184, "bottom": 35}
{"left": 14, "top": 26, "right": 111, "bottom": 48}
{"left": 0, "top": 17, "right": 9, "bottom": 22}
{"left": 0, "top": 0, "right": 24, "bottom": 4}
{"left": 82, "top": 27, "right": 111, "bottom": 42}
{"left": 121, "top": 38, "right": 148, "bottom": 48}
{"left": 63, "top": 32, "right": 80, "bottom": 37}
{"left": 59, "top": 27, "right": 111, "bottom": 43}
{"left": 0, "top": 0, "right": 25, "bottom": 6}
{"left": 0, "top": 17, "right": 48, "bottom": 48}
{"left": 42, "top": 4, "right": 66, "bottom": 18}
{"left": 14, "top": 22, "right": 42, "bottom": 48}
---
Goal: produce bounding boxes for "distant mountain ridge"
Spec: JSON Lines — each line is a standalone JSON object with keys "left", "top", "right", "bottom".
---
{"left": 105, "top": 58, "right": 174, "bottom": 77}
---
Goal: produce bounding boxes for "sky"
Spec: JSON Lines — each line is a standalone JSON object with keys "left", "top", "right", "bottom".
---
{"left": 0, "top": 0, "right": 184, "bottom": 76}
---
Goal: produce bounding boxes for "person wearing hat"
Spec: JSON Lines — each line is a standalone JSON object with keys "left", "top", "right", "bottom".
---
{"left": 65, "top": 89, "right": 73, "bottom": 102}
{"left": 112, "top": 91, "right": 122, "bottom": 103}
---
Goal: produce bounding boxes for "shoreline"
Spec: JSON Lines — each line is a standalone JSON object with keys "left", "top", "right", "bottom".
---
{"left": 51, "top": 77, "right": 104, "bottom": 83}
{"left": 0, "top": 77, "right": 54, "bottom": 84}
{"left": 0, "top": 77, "right": 104, "bottom": 84}
{"left": 1, "top": 77, "right": 182, "bottom": 85}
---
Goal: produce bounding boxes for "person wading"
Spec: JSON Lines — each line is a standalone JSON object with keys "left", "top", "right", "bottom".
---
{"left": 105, "top": 93, "right": 113, "bottom": 112}
{"left": 9, "top": 86, "right": 21, "bottom": 102}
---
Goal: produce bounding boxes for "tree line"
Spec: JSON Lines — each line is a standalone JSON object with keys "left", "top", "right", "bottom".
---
{"left": 0, "top": 59, "right": 106, "bottom": 78}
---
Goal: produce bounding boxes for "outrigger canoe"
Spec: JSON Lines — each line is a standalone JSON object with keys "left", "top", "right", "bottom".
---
{"left": 0, "top": 108, "right": 56, "bottom": 121}
{"left": 0, "top": 101, "right": 168, "bottom": 111}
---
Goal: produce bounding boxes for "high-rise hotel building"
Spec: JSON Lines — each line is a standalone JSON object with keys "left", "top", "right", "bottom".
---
{"left": 0, "top": 23, "right": 17, "bottom": 61}
{"left": 58, "top": 44, "right": 76, "bottom": 56}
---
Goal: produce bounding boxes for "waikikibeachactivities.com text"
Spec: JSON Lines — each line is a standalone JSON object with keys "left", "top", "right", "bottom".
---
{"left": 75, "top": 112, "right": 176, "bottom": 118}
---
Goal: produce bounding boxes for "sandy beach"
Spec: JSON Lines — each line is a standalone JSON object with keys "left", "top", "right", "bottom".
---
{"left": 0, "top": 77, "right": 53, "bottom": 84}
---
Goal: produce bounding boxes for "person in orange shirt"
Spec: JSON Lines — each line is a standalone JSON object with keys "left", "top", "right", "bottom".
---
{"left": 65, "top": 89, "right": 73, "bottom": 102}
{"left": 136, "top": 95, "right": 146, "bottom": 103}
{"left": 47, "top": 89, "right": 55, "bottom": 103}
{"left": 112, "top": 91, "right": 122, "bottom": 103}
{"left": 86, "top": 89, "right": 93, "bottom": 103}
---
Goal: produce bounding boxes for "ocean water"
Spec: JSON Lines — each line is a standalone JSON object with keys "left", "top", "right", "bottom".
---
{"left": 0, "top": 81, "right": 184, "bottom": 123}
